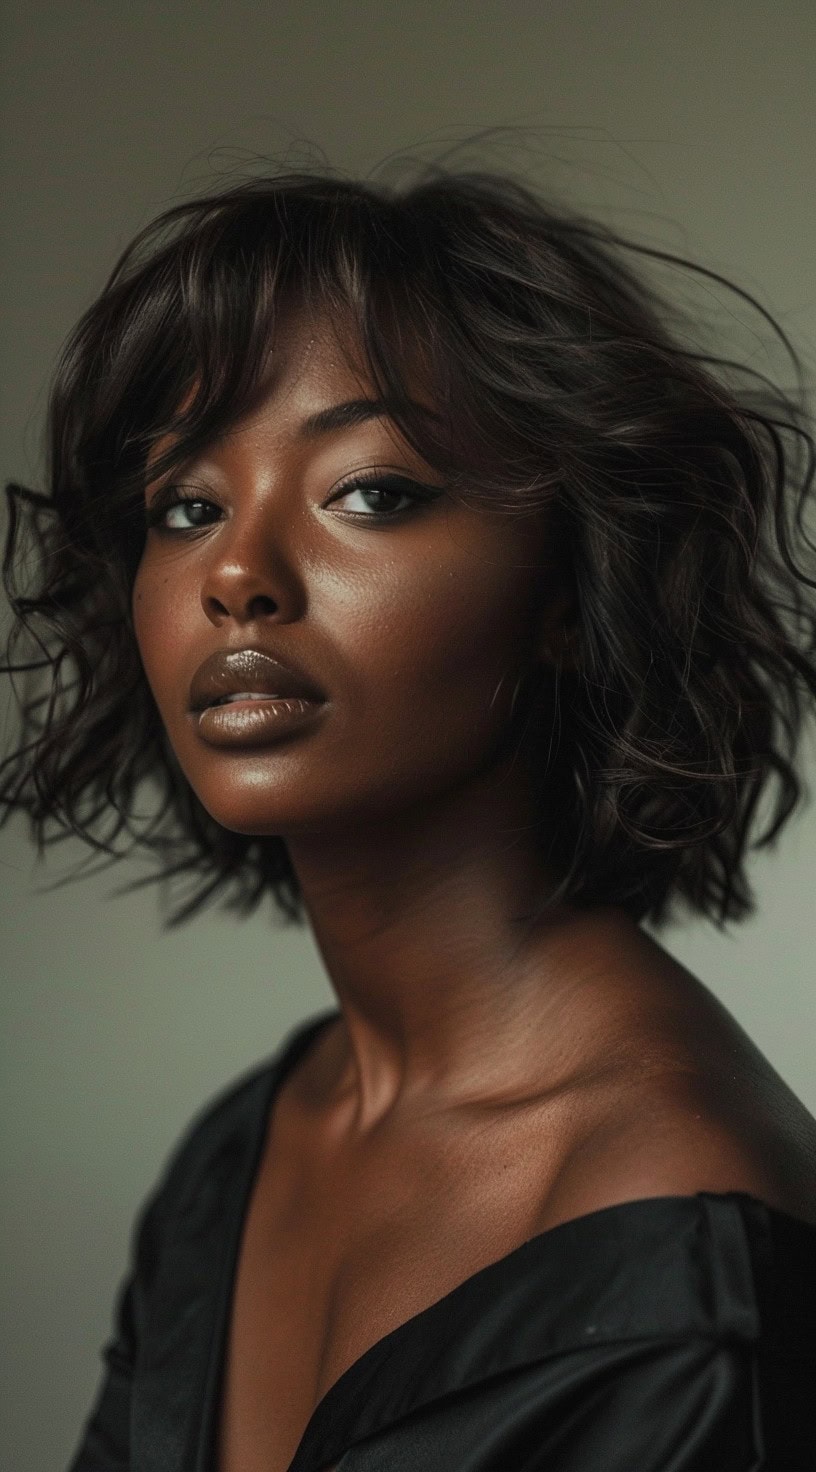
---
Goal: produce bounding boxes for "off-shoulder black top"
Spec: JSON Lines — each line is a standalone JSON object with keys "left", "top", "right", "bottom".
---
{"left": 67, "top": 1009, "right": 816, "bottom": 1470}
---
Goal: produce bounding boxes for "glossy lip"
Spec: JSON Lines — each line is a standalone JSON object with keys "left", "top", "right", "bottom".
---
{"left": 193, "top": 694, "right": 326, "bottom": 748}
{"left": 189, "top": 647, "right": 326, "bottom": 712}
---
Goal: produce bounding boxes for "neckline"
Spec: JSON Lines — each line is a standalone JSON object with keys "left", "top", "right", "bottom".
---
{"left": 202, "top": 1008, "right": 816, "bottom": 1472}
{"left": 199, "top": 1010, "right": 339, "bottom": 1472}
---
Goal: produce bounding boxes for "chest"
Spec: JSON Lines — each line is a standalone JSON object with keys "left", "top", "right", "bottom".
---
{"left": 213, "top": 1216, "right": 336, "bottom": 1472}
{"left": 213, "top": 1105, "right": 568, "bottom": 1472}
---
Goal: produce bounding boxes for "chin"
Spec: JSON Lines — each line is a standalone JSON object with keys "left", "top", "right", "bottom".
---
{"left": 185, "top": 777, "right": 345, "bottom": 838}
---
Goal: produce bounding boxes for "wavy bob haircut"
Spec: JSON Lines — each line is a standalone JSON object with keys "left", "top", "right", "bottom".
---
{"left": 3, "top": 160, "right": 816, "bottom": 931}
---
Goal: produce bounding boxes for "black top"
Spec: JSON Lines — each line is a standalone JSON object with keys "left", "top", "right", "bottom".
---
{"left": 67, "top": 1009, "right": 816, "bottom": 1471}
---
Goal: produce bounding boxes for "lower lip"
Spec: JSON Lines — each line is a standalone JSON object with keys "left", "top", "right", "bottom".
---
{"left": 192, "top": 697, "right": 325, "bottom": 747}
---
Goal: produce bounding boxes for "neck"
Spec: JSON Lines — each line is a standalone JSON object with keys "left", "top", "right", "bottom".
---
{"left": 284, "top": 746, "right": 632, "bottom": 1130}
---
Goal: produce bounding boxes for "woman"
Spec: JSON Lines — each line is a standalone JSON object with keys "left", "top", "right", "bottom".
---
{"left": 3, "top": 160, "right": 816, "bottom": 1470}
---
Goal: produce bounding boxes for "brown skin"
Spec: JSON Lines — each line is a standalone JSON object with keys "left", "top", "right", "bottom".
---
{"left": 133, "top": 306, "right": 816, "bottom": 1472}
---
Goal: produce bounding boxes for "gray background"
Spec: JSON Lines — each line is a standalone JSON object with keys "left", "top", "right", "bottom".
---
{"left": 2, "top": 3, "right": 815, "bottom": 1468}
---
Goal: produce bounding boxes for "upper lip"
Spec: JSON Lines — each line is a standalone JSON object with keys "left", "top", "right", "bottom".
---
{"left": 189, "top": 647, "right": 326, "bottom": 711}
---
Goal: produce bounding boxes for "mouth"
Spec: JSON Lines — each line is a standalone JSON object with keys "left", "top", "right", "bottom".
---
{"left": 205, "top": 692, "right": 297, "bottom": 707}
{"left": 188, "top": 648, "right": 327, "bottom": 713}
{"left": 192, "top": 691, "right": 326, "bottom": 747}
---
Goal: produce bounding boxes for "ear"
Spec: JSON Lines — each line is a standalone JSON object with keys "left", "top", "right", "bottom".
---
{"left": 536, "top": 584, "right": 580, "bottom": 674}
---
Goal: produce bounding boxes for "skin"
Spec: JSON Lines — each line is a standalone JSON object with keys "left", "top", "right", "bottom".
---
{"left": 133, "top": 303, "right": 816, "bottom": 1472}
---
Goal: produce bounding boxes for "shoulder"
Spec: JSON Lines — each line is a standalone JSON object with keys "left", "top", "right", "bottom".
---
{"left": 532, "top": 924, "right": 816, "bottom": 1232}
{"left": 540, "top": 1067, "right": 816, "bottom": 1234}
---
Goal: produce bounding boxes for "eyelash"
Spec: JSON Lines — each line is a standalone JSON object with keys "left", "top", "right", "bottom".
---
{"left": 144, "top": 470, "right": 443, "bottom": 533}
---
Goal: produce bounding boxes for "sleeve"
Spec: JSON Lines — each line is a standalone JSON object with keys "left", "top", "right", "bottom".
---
{"left": 60, "top": 1053, "right": 278, "bottom": 1472}
{"left": 513, "top": 1337, "right": 767, "bottom": 1471}
{"left": 63, "top": 1173, "right": 170, "bottom": 1472}
{"left": 342, "top": 1336, "right": 780, "bottom": 1472}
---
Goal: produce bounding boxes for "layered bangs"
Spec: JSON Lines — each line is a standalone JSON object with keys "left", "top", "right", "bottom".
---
{"left": 49, "top": 178, "right": 465, "bottom": 583}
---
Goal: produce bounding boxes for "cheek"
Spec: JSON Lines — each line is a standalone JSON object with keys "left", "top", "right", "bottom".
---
{"left": 130, "top": 561, "right": 192, "bottom": 708}
{"left": 130, "top": 570, "right": 151, "bottom": 679}
{"left": 126, "top": 524, "right": 550, "bottom": 833}
{"left": 322, "top": 551, "right": 543, "bottom": 789}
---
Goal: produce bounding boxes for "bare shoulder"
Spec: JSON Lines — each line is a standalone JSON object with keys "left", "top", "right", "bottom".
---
{"left": 543, "top": 1067, "right": 816, "bottom": 1231}
{"left": 536, "top": 920, "right": 816, "bottom": 1231}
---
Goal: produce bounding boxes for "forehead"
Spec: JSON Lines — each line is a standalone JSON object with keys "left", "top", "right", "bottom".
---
{"left": 146, "top": 299, "right": 431, "bottom": 475}
{"left": 246, "top": 303, "right": 375, "bottom": 423}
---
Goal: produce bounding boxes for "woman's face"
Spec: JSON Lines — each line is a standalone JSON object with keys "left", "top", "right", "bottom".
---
{"left": 132, "top": 306, "right": 570, "bottom": 839}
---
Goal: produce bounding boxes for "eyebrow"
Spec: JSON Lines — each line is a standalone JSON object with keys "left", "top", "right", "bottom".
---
{"left": 147, "top": 397, "right": 440, "bottom": 481}
{"left": 299, "top": 398, "right": 438, "bottom": 437}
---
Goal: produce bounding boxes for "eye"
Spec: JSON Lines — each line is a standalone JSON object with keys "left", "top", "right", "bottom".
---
{"left": 144, "top": 486, "right": 220, "bottom": 532}
{"left": 144, "top": 470, "right": 445, "bottom": 534}
{"left": 326, "top": 471, "right": 444, "bottom": 522}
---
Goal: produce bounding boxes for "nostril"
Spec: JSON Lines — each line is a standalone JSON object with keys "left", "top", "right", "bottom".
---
{"left": 248, "top": 595, "right": 278, "bottom": 617}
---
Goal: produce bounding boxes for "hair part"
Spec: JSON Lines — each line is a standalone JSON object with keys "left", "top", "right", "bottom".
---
{"left": 3, "top": 157, "right": 816, "bottom": 932}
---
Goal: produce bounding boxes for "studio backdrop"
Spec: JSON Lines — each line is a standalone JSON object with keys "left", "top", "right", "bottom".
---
{"left": 2, "top": 4, "right": 815, "bottom": 1469}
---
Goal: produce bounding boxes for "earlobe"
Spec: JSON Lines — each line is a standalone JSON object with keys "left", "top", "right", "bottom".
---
{"left": 537, "top": 636, "right": 579, "bottom": 676}
{"left": 537, "top": 598, "right": 580, "bottom": 674}
{"left": 555, "top": 621, "right": 580, "bottom": 673}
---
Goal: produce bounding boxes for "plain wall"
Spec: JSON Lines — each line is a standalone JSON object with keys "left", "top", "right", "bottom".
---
{"left": 2, "top": 3, "right": 815, "bottom": 1467}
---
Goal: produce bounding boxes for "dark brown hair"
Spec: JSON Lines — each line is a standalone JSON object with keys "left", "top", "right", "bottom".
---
{"left": 3, "top": 157, "right": 816, "bottom": 931}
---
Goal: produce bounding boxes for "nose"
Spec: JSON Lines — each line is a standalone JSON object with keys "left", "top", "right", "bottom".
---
{"left": 199, "top": 503, "right": 302, "bottom": 626}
